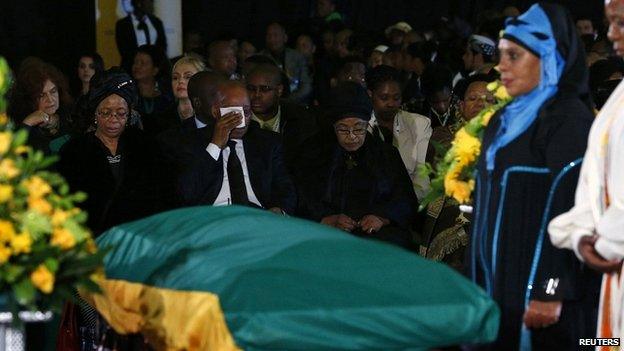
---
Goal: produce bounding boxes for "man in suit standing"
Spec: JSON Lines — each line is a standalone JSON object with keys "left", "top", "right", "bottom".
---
{"left": 175, "top": 81, "right": 296, "bottom": 214}
{"left": 115, "top": 0, "right": 167, "bottom": 74}
{"left": 261, "top": 23, "right": 312, "bottom": 104}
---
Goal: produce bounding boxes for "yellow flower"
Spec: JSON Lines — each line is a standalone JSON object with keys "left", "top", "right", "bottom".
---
{"left": 494, "top": 85, "right": 510, "bottom": 101}
{"left": 0, "top": 220, "right": 16, "bottom": 242}
{"left": 10, "top": 232, "right": 32, "bottom": 255}
{"left": 30, "top": 265, "right": 54, "bottom": 294}
{"left": 0, "top": 114, "right": 7, "bottom": 126}
{"left": 0, "top": 159, "right": 19, "bottom": 179}
{"left": 86, "top": 238, "right": 98, "bottom": 254}
{"left": 481, "top": 109, "right": 495, "bottom": 126}
{"left": 0, "top": 245, "right": 11, "bottom": 264}
{"left": 51, "top": 228, "right": 76, "bottom": 250}
{"left": 0, "top": 184, "right": 12, "bottom": 203}
{"left": 444, "top": 165, "right": 475, "bottom": 204}
{"left": 487, "top": 81, "right": 499, "bottom": 92}
{"left": 453, "top": 128, "right": 481, "bottom": 165}
{"left": 28, "top": 197, "right": 53, "bottom": 215}
{"left": 51, "top": 209, "right": 70, "bottom": 227}
{"left": 0, "top": 132, "right": 11, "bottom": 155}
{"left": 14, "top": 145, "right": 30, "bottom": 155}
{"left": 23, "top": 176, "right": 52, "bottom": 199}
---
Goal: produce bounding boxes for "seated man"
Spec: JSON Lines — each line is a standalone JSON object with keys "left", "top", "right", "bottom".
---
{"left": 304, "top": 82, "right": 418, "bottom": 249}
{"left": 208, "top": 40, "right": 239, "bottom": 80}
{"left": 175, "top": 81, "right": 296, "bottom": 214}
{"left": 245, "top": 64, "right": 323, "bottom": 183}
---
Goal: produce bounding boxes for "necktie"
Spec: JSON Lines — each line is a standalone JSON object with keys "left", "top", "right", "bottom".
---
{"left": 226, "top": 140, "right": 248, "bottom": 205}
{"left": 137, "top": 20, "right": 151, "bottom": 45}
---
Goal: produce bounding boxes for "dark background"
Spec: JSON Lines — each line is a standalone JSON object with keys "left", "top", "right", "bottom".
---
{"left": 0, "top": 0, "right": 604, "bottom": 78}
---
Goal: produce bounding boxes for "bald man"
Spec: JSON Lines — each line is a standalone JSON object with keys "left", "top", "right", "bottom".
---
{"left": 175, "top": 81, "right": 296, "bottom": 214}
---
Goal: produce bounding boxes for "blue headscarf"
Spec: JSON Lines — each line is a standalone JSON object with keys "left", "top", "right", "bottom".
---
{"left": 485, "top": 4, "right": 566, "bottom": 171}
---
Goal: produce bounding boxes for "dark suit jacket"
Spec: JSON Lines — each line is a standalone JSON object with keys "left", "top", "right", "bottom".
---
{"left": 115, "top": 13, "right": 167, "bottom": 73}
{"left": 172, "top": 123, "right": 297, "bottom": 214}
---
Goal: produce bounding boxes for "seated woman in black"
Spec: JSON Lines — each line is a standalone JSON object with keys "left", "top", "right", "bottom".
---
{"left": 310, "top": 82, "right": 418, "bottom": 249}
{"left": 58, "top": 69, "right": 164, "bottom": 235}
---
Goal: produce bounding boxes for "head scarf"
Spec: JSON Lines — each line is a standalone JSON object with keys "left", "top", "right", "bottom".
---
{"left": 468, "top": 35, "right": 496, "bottom": 57}
{"left": 87, "top": 68, "right": 137, "bottom": 113}
{"left": 485, "top": 3, "right": 565, "bottom": 170}
{"left": 326, "top": 82, "right": 373, "bottom": 123}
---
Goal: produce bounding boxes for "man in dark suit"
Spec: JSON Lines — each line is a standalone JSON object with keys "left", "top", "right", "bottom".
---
{"left": 175, "top": 81, "right": 296, "bottom": 214}
{"left": 260, "top": 22, "right": 312, "bottom": 104}
{"left": 115, "top": 0, "right": 167, "bottom": 74}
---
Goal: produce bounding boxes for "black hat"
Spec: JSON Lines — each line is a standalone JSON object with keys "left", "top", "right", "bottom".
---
{"left": 327, "top": 82, "right": 372, "bottom": 123}
{"left": 88, "top": 68, "right": 137, "bottom": 112}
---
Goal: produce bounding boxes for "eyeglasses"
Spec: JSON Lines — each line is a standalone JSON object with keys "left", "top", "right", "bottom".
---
{"left": 246, "top": 84, "right": 275, "bottom": 93}
{"left": 335, "top": 127, "right": 367, "bottom": 137}
{"left": 96, "top": 110, "right": 129, "bottom": 120}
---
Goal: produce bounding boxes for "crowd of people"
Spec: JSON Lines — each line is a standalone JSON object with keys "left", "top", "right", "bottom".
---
{"left": 6, "top": 0, "right": 624, "bottom": 349}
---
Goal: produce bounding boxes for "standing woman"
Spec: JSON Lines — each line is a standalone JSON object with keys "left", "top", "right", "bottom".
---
{"left": 8, "top": 58, "right": 75, "bottom": 153}
{"left": 153, "top": 54, "right": 205, "bottom": 132}
{"left": 131, "top": 44, "right": 173, "bottom": 135}
{"left": 58, "top": 69, "right": 164, "bottom": 235}
{"left": 469, "top": 3, "right": 595, "bottom": 350}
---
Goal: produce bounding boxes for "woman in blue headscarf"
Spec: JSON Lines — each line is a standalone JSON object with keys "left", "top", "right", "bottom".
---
{"left": 469, "top": 3, "right": 598, "bottom": 350}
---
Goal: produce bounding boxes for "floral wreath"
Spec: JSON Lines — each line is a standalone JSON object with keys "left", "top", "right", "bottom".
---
{"left": 420, "top": 81, "right": 513, "bottom": 208}
{"left": 0, "top": 57, "right": 103, "bottom": 314}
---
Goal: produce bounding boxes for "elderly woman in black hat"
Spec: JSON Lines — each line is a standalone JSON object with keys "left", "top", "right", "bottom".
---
{"left": 58, "top": 68, "right": 164, "bottom": 235}
{"left": 307, "top": 82, "right": 418, "bottom": 249}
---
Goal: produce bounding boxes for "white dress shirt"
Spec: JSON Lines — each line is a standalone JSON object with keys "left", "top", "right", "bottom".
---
{"left": 131, "top": 14, "right": 158, "bottom": 46}
{"left": 205, "top": 140, "right": 262, "bottom": 207}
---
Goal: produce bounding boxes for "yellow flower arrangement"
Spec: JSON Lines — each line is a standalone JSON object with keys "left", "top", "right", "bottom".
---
{"left": 0, "top": 56, "right": 104, "bottom": 312}
{"left": 30, "top": 265, "right": 54, "bottom": 294}
{"left": 420, "top": 81, "right": 513, "bottom": 207}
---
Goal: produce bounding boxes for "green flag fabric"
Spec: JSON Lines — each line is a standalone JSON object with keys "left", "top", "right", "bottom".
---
{"left": 94, "top": 205, "right": 499, "bottom": 350}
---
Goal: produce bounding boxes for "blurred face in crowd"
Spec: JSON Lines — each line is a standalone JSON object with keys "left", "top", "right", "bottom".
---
{"left": 212, "top": 84, "right": 251, "bottom": 139}
{"left": 336, "top": 62, "right": 366, "bottom": 87}
{"left": 498, "top": 38, "right": 541, "bottom": 97}
{"left": 322, "top": 31, "right": 335, "bottom": 54}
{"left": 247, "top": 72, "right": 283, "bottom": 118}
{"left": 382, "top": 51, "right": 404, "bottom": 70}
{"left": 334, "top": 30, "right": 353, "bottom": 58}
{"left": 132, "top": 52, "right": 158, "bottom": 82}
{"left": 172, "top": 63, "right": 199, "bottom": 99}
{"left": 237, "top": 41, "right": 257, "bottom": 66}
{"left": 266, "top": 24, "right": 288, "bottom": 53}
{"left": 210, "top": 42, "right": 237, "bottom": 78}
{"left": 369, "top": 51, "right": 384, "bottom": 68}
{"left": 402, "top": 31, "right": 423, "bottom": 49}
{"left": 78, "top": 56, "right": 96, "bottom": 84}
{"left": 37, "top": 80, "right": 59, "bottom": 115}
{"left": 405, "top": 54, "right": 425, "bottom": 75}
{"left": 460, "top": 81, "right": 495, "bottom": 120}
{"left": 429, "top": 88, "right": 451, "bottom": 116}
{"left": 95, "top": 94, "right": 128, "bottom": 139}
{"left": 388, "top": 29, "right": 405, "bottom": 46}
{"left": 370, "top": 81, "right": 401, "bottom": 122}
{"left": 334, "top": 117, "right": 367, "bottom": 152}
{"left": 576, "top": 19, "right": 595, "bottom": 36}
{"left": 296, "top": 35, "right": 316, "bottom": 60}
{"left": 606, "top": 0, "right": 624, "bottom": 57}
{"left": 317, "top": 0, "right": 335, "bottom": 18}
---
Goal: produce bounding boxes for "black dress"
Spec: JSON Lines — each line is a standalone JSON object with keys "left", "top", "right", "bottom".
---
{"left": 468, "top": 5, "right": 599, "bottom": 349}
{"left": 58, "top": 128, "right": 165, "bottom": 235}
{"left": 308, "top": 136, "right": 418, "bottom": 249}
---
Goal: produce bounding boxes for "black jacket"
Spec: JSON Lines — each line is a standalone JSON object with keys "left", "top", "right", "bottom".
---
{"left": 173, "top": 123, "right": 297, "bottom": 214}
{"left": 58, "top": 129, "right": 165, "bottom": 235}
{"left": 115, "top": 14, "right": 167, "bottom": 73}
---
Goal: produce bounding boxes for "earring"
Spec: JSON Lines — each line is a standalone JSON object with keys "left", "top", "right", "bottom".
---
{"left": 94, "top": 119, "right": 97, "bottom": 125}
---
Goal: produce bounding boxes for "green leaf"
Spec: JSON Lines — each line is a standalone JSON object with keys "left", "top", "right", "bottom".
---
{"left": 12, "top": 129, "right": 28, "bottom": 148}
{"left": 4, "top": 265, "right": 25, "bottom": 283}
{"left": 44, "top": 258, "right": 59, "bottom": 273}
{"left": 12, "top": 278, "right": 36, "bottom": 306}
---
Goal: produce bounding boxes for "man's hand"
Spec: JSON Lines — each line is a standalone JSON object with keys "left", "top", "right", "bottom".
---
{"left": 578, "top": 235, "right": 622, "bottom": 273}
{"left": 321, "top": 214, "right": 357, "bottom": 232}
{"left": 359, "top": 214, "right": 388, "bottom": 234}
{"left": 523, "top": 300, "right": 562, "bottom": 329}
{"left": 211, "top": 111, "right": 243, "bottom": 148}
